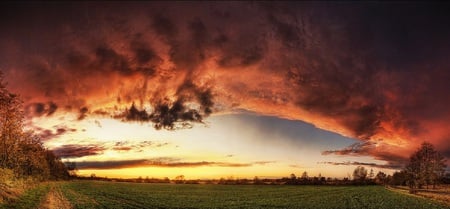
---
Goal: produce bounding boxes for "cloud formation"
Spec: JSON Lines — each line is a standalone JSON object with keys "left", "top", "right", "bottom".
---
{"left": 74, "top": 158, "right": 262, "bottom": 170}
{"left": 322, "top": 141, "right": 409, "bottom": 168}
{"left": 1, "top": 2, "right": 449, "bottom": 166}
{"left": 318, "top": 161, "right": 402, "bottom": 170}
{"left": 34, "top": 126, "right": 77, "bottom": 141}
{"left": 52, "top": 144, "right": 105, "bottom": 158}
{"left": 51, "top": 140, "right": 170, "bottom": 158}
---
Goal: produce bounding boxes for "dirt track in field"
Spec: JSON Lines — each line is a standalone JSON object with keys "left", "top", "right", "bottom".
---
{"left": 39, "top": 185, "right": 72, "bottom": 209}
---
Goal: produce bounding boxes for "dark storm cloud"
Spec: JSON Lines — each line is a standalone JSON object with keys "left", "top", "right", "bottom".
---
{"left": 93, "top": 46, "right": 132, "bottom": 76}
{"left": 24, "top": 102, "right": 58, "bottom": 117}
{"left": 117, "top": 80, "right": 213, "bottom": 130}
{"left": 78, "top": 107, "right": 89, "bottom": 120}
{"left": 151, "top": 14, "right": 178, "bottom": 42}
{"left": 1, "top": 2, "right": 450, "bottom": 165}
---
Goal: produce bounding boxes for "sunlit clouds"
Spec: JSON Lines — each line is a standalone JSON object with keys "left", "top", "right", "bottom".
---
{"left": 1, "top": 2, "right": 449, "bottom": 178}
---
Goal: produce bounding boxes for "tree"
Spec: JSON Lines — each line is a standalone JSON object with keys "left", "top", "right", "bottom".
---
{"left": 65, "top": 161, "right": 78, "bottom": 177}
{"left": 290, "top": 173, "right": 297, "bottom": 180}
{"left": 405, "top": 142, "right": 446, "bottom": 193}
{"left": 253, "top": 176, "right": 263, "bottom": 185}
{"left": 353, "top": 166, "right": 367, "bottom": 183}
{"left": 0, "top": 73, "right": 69, "bottom": 181}
{"left": 174, "top": 175, "right": 185, "bottom": 184}
{"left": 369, "top": 169, "right": 374, "bottom": 179}
{"left": 375, "top": 171, "right": 387, "bottom": 185}
{"left": 0, "top": 73, "right": 23, "bottom": 170}
{"left": 301, "top": 171, "right": 308, "bottom": 179}
{"left": 391, "top": 170, "right": 407, "bottom": 186}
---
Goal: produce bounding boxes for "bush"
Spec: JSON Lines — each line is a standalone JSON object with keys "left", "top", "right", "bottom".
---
{"left": 0, "top": 168, "right": 15, "bottom": 187}
{"left": 0, "top": 168, "right": 22, "bottom": 204}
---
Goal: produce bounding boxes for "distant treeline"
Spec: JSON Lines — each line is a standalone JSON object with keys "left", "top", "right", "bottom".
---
{"left": 78, "top": 142, "right": 448, "bottom": 190}
{"left": 78, "top": 169, "right": 450, "bottom": 186}
{"left": 0, "top": 74, "right": 70, "bottom": 184}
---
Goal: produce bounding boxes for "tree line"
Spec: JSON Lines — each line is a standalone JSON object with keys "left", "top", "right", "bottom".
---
{"left": 81, "top": 142, "right": 448, "bottom": 188}
{"left": 0, "top": 73, "right": 70, "bottom": 183}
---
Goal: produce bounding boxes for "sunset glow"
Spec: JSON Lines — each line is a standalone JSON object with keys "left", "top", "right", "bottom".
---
{"left": 1, "top": 2, "right": 449, "bottom": 180}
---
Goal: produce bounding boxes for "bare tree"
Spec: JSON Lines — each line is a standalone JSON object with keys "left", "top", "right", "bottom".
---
{"left": 353, "top": 166, "right": 367, "bottom": 183}
{"left": 369, "top": 169, "right": 374, "bottom": 179}
{"left": 301, "top": 171, "right": 308, "bottom": 180}
{"left": 375, "top": 171, "right": 387, "bottom": 186}
{"left": 406, "top": 142, "right": 446, "bottom": 193}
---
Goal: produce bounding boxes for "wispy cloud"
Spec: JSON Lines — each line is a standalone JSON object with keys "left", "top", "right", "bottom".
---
{"left": 112, "top": 140, "right": 170, "bottom": 153}
{"left": 253, "top": 161, "right": 276, "bottom": 165}
{"left": 74, "top": 158, "right": 258, "bottom": 169}
{"left": 52, "top": 144, "right": 105, "bottom": 158}
{"left": 318, "top": 161, "right": 403, "bottom": 170}
{"left": 52, "top": 140, "right": 171, "bottom": 158}
{"left": 322, "top": 141, "right": 409, "bottom": 168}
{"left": 289, "top": 164, "right": 303, "bottom": 168}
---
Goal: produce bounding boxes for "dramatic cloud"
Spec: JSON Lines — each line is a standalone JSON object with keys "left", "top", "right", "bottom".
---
{"left": 35, "top": 126, "right": 77, "bottom": 141}
{"left": 25, "top": 102, "right": 58, "bottom": 117}
{"left": 322, "top": 141, "right": 409, "bottom": 168}
{"left": 116, "top": 80, "right": 213, "bottom": 130}
{"left": 1, "top": 2, "right": 449, "bottom": 166}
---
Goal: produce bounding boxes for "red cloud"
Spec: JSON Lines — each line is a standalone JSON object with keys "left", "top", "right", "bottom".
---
{"left": 1, "top": 2, "right": 449, "bottom": 167}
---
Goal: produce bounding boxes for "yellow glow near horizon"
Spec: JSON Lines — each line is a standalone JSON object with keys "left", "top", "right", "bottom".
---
{"left": 30, "top": 113, "right": 396, "bottom": 179}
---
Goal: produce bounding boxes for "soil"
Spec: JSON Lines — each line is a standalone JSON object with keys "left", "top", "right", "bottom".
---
{"left": 388, "top": 185, "right": 450, "bottom": 207}
{"left": 39, "top": 185, "right": 72, "bottom": 209}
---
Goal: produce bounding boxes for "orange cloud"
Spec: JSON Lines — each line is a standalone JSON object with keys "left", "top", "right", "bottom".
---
{"left": 1, "top": 2, "right": 449, "bottom": 168}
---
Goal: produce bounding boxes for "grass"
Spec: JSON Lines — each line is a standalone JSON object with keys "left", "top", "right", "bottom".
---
{"left": 57, "top": 181, "right": 449, "bottom": 209}
{"left": 1, "top": 181, "right": 448, "bottom": 209}
{"left": 0, "top": 183, "right": 49, "bottom": 209}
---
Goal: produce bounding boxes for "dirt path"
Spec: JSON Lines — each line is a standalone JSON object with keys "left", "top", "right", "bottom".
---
{"left": 39, "top": 185, "right": 72, "bottom": 209}
{"left": 387, "top": 186, "right": 450, "bottom": 207}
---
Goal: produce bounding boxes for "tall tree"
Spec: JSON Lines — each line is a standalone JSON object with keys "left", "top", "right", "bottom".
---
{"left": 0, "top": 73, "right": 69, "bottom": 181}
{"left": 375, "top": 171, "right": 387, "bottom": 185}
{"left": 369, "top": 169, "right": 374, "bottom": 179}
{"left": 0, "top": 72, "right": 23, "bottom": 169}
{"left": 352, "top": 166, "right": 367, "bottom": 183}
{"left": 405, "top": 142, "right": 446, "bottom": 192}
{"left": 301, "top": 171, "right": 308, "bottom": 179}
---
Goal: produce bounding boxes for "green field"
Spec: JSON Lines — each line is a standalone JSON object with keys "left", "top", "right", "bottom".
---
{"left": 2, "top": 181, "right": 449, "bottom": 209}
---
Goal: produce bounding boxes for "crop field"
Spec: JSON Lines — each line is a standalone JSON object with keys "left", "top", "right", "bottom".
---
{"left": 2, "top": 181, "right": 449, "bottom": 209}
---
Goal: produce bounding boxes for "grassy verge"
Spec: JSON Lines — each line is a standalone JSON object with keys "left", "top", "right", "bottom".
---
{"left": 0, "top": 183, "right": 50, "bottom": 209}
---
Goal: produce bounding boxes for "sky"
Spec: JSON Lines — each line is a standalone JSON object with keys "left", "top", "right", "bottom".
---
{"left": 0, "top": 2, "right": 449, "bottom": 179}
